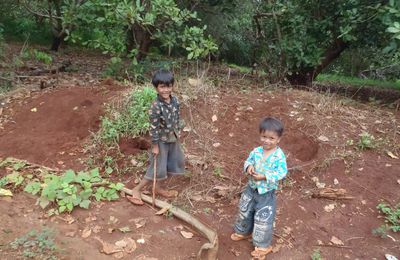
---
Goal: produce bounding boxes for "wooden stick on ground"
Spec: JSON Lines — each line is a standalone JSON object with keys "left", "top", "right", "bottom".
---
{"left": 122, "top": 187, "right": 218, "bottom": 260}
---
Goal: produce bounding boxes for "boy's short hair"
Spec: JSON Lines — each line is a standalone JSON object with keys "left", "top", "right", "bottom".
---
{"left": 259, "top": 117, "right": 284, "bottom": 137}
{"left": 152, "top": 69, "right": 174, "bottom": 87}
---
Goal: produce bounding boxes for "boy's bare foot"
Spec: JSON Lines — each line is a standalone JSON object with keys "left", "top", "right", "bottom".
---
{"left": 156, "top": 188, "right": 178, "bottom": 198}
{"left": 127, "top": 191, "right": 144, "bottom": 206}
{"left": 230, "top": 233, "right": 252, "bottom": 241}
{"left": 251, "top": 246, "right": 272, "bottom": 259}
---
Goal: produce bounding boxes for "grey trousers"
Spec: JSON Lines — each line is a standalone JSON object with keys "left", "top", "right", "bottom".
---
{"left": 144, "top": 141, "right": 185, "bottom": 181}
{"left": 234, "top": 185, "right": 276, "bottom": 248}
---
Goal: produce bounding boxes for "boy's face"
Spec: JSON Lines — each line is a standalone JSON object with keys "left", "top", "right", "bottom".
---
{"left": 260, "top": 130, "right": 281, "bottom": 151}
{"left": 156, "top": 83, "right": 173, "bottom": 101}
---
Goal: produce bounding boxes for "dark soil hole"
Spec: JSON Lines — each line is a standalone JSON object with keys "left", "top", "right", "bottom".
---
{"left": 119, "top": 137, "right": 151, "bottom": 156}
{"left": 281, "top": 131, "right": 318, "bottom": 162}
{"left": 81, "top": 99, "right": 93, "bottom": 107}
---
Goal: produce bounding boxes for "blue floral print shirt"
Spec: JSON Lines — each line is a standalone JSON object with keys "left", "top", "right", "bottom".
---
{"left": 244, "top": 146, "right": 287, "bottom": 194}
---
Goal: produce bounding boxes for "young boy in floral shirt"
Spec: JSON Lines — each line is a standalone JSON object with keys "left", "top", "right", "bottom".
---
{"left": 127, "top": 69, "right": 185, "bottom": 205}
{"left": 231, "top": 117, "right": 288, "bottom": 259}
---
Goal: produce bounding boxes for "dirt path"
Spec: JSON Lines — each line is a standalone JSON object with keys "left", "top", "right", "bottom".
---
{"left": 0, "top": 83, "right": 399, "bottom": 259}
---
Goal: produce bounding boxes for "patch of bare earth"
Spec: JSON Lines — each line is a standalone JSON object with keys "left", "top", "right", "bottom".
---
{"left": 0, "top": 76, "right": 399, "bottom": 259}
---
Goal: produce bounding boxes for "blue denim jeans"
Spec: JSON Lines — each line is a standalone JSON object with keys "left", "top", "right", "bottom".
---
{"left": 234, "top": 185, "right": 276, "bottom": 248}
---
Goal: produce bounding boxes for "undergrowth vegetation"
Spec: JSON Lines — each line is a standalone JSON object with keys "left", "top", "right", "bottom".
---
{"left": 373, "top": 203, "right": 400, "bottom": 238}
{"left": 10, "top": 228, "right": 57, "bottom": 260}
{"left": 0, "top": 158, "right": 124, "bottom": 215}
{"left": 100, "top": 86, "right": 156, "bottom": 143}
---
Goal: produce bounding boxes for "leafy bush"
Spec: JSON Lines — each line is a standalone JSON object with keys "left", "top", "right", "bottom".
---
{"left": 23, "top": 168, "right": 124, "bottom": 214}
{"left": 311, "top": 249, "right": 322, "bottom": 260}
{"left": 373, "top": 203, "right": 400, "bottom": 237}
{"left": 32, "top": 49, "right": 53, "bottom": 64}
{"left": 357, "top": 132, "right": 376, "bottom": 150}
{"left": 10, "top": 228, "right": 57, "bottom": 260}
{"left": 100, "top": 86, "right": 157, "bottom": 142}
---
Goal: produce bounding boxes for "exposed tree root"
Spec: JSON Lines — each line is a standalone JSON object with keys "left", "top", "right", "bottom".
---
{"left": 121, "top": 187, "right": 219, "bottom": 260}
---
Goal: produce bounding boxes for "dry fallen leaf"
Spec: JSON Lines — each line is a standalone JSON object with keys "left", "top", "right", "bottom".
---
{"left": 272, "top": 244, "right": 282, "bottom": 253}
{"left": 115, "top": 240, "right": 127, "bottom": 248}
{"left": 65, "top": 231, "right": 76, "bottom": 237}
{"left": 229, "top": 247, "right": 241, "bottom": 256}
{"left": 113, "top": 252, "right": 124, "bottom": 259}
{"left": 324, "top": 204, "right": 335, "bottom": 212}
{"left": 0, "top": 188, "right": 13, "bottom": 197}
{"left": 318, "top": 135, "right": 329, "bottom": 142}
{"left": 183, "top": 126, "right": 192, "bottom": 132}
{"left": 386, "top": 151, "right": 399, "bottom": 159}
{"left": 190, "top": 194, "right": 203, "bottom": 202}
{"left": 180, "top": 230, "right": 194, "bottom": 239}
{"left": 109, "top": 216, "right": 119, "bottom": 224}
{"left": 155, "top": 207, "right": 170, "bottom": 215}
{"left": 123, "top": 238, "right": 137, "bottom": 253}
{"left": 94, "top": 237, "right": 123, "bottom": 255}
{"left": 118, "top": 226, "right": 131, "bottom": 233}
{"left": 330, "top": 236, "right": 344, "bottom": 245}
{"left": 93, "top": 225, "right": 102, "bottom": 233}
{"left": 130, "top": 217, "right": 146, "bottom": 229}
{"left": 81, "top": 227, "right": 92, "bottom": 238}
{"left": 188, "top": 78, "right": 200, "bottom": 87}
{"left": 30, "top": 107, "right": 37, "bottom": 112}
{"left": 333, "top": 178, "right": 339, "bottom": 185}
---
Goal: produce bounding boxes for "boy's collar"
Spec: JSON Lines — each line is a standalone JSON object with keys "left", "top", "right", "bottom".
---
{"left": 157, "top": 94, "right": 173, "bottom": 103}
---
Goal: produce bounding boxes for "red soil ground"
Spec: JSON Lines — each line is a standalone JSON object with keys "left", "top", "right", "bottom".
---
{"left": 0, "top": 82, "right": 399, "bottom": 259}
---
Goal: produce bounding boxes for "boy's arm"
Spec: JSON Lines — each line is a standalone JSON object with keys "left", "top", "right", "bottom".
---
{"left": 149, "top": 101, "right": 161, "bottom": 144}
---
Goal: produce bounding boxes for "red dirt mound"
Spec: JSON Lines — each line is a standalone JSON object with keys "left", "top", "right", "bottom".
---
{"left": 0, "top": 85, "right": 123, "bottom": 169}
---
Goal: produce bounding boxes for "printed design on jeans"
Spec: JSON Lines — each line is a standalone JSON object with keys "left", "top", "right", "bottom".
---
{"left": 239, "top": 192, "right": 252, "bottom": 213}
{"left": 253, "top": 205, "right": 274, "bottom": 245}
{"left": 254, "top": 205, "right": 274, "bottom": 224}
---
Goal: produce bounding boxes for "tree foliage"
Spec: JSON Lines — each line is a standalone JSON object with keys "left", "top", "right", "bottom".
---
{"left": 250, "top": 0, "right": 400, "bottom": 85}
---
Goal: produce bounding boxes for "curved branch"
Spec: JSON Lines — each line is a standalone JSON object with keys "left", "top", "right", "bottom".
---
{"left": 21, "top": 0, "right": 62, "bottom": 20}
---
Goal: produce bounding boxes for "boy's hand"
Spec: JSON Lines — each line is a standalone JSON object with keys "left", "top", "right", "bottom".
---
{"left": 246, "top": 165, "right": 256, "bottom": 175}
{"left": 152, "top": 144, "right": 159, "bottom": 155}
{"left": 250, "top": 172, "right": 266, "bottom": 181}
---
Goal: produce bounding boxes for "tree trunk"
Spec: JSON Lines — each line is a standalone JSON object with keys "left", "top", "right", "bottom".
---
{"left": 126, "top": 25, "right": 153, "bottom": 61}
{"left": 286, "top": 39, "right": 349, "bottom": 86}
{"left": 286, "top": 69, "right": 314, "bottom": 86}
{"left": 50, "top": 35, "right": 63, "bottom": 51}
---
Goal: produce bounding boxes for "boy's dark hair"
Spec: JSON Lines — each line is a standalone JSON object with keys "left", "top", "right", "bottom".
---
{"left": 259, "top": 117, "right": 284, "bottom": 137}
{"left": 151, "top": 69, "right": 174, "bottom": 87}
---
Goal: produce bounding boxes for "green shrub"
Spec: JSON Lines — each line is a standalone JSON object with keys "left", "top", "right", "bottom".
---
{"left": 357, "top": 132, "right": 376, "bottom": 150}
{"left": 32, "top": 49, "right": 52, "bottom": 64}
{"left": 311, "top": 249, "right": 322, "bottom": 260}
{"left": 100, "top": 86, "right": 157, "bottom": 142}
{"left": 10, "top": 228, "right": 57, "bottom": 260}
{"left": 373, "top": 203, "right": 400, "bottom": 237}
